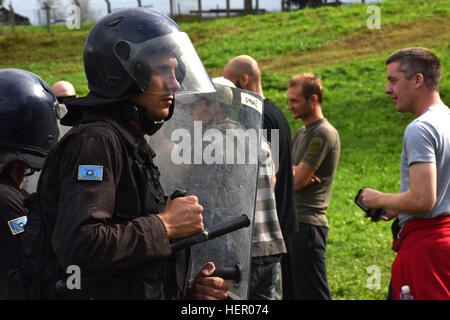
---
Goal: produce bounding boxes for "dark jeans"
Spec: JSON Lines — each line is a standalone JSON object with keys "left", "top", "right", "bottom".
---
{"left": 249, "top": 255, "right": 281, "bottom": 300}
{"left": 282, "top": 223, "right": 331, "bottom": 300}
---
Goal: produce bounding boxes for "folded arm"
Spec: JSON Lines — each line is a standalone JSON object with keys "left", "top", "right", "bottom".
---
{"left": 293, "top": 162, "right": 320, "bottom": 191}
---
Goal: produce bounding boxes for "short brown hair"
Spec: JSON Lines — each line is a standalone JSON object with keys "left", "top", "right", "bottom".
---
{"left": 289, "top": 73, "right": 323, "bottom": 104}
{"left": 386, "top": 47, "right": 441, "bottom": 90}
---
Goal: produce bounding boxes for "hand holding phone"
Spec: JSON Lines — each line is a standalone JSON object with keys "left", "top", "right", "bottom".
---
{"left": 354, "top": 189, "right": 387, "bottom": 222}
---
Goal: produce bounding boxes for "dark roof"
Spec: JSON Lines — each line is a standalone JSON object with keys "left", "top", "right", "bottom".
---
{"left": 0, "top": 5, "right": 30, "bottom": 21}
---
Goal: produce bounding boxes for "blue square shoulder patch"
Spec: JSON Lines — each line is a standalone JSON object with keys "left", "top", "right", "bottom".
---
{"left": 78, "top": 165, "right": 103, "bottom": 181}
{"left": 8, "top": 216, "right": 27, "bottom": 235}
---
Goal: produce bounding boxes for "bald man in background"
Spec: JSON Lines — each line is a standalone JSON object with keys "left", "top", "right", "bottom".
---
{"left": 51, "top": 80, "right": 76, "bottom": 97}
{"left": 51, "top": 80, "right": 77, "bottom": 120}
{"left": 51, "top": 80, "right": 77, "bottom": 135}
{"left": 223, "top": 55, "right": 299, "bottom": 299}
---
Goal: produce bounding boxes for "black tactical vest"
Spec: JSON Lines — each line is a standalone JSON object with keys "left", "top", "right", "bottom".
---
{"left": 11, "top": 114, "right": 190, "bottom": 300}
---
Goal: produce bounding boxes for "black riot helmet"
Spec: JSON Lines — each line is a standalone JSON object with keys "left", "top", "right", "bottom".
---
{"left": 63, "top": 8, "right": 215, "bottom": 130}
{"left": 0, "top": 69, "right": 60, "bottom": 173}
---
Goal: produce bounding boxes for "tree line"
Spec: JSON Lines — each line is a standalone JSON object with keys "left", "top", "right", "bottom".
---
{"left": 2, "top": 0, "right": 369, "bottom": 34}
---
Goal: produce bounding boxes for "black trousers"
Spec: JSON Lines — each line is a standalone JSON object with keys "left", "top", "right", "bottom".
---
{"left": 282, "top": 222, "right": 331, "bottom": 300}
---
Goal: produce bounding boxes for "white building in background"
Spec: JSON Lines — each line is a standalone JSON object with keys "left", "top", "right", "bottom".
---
{"left": 13, "top": 0, "right": 382, "bottom": 25}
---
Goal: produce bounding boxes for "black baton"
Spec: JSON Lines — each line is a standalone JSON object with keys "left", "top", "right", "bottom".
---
{"left": 170, "top": 214, "right": 250, "bottom": 252}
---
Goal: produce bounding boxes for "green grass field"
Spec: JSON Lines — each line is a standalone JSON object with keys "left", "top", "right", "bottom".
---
{"left": 1, "top": 0, "right": 449, "bottom": 300}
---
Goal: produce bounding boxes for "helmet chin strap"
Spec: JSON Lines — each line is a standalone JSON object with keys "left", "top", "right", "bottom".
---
{"left": 127, "top": 103, "right": 169, "bottom": 136}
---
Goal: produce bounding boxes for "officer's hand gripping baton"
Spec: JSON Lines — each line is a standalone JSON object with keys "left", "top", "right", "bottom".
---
{"left": 169, "top": 189, "right": 250, "bottom": 252}
{"left": 170, "top": 214, "right": 250, "bottom": 252}
{"left": 55, "top": 190, "right": 250, "bottom": 295}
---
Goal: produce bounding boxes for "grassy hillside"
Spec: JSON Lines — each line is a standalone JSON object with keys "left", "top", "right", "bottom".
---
{"left": 1, "top": 0, "right": 449, "bottom": 300}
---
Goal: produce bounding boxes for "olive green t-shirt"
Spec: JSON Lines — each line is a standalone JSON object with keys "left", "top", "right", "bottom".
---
{"left": 292, "top": 118, "right": 340, "bottom": 227}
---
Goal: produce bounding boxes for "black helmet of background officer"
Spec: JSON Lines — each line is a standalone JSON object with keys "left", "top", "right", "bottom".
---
{"left": 63, "top": 7, "right": 215, "bottom": 135}
{"left": 0, "top": 68, "right": 60, "bottom": 176}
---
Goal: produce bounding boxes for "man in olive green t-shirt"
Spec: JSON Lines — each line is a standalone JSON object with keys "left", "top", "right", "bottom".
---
{"left": 286, "top": 73, "right": 340, "bottom": 300}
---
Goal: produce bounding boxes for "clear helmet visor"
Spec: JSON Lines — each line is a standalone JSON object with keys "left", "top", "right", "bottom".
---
{"left": 113, "top": 32, "right": 215, "bottom": 95}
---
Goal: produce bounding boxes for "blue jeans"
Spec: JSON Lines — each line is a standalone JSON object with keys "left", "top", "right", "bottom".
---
{"left": 249, "top": 257, "right": 280, "bottom": 300}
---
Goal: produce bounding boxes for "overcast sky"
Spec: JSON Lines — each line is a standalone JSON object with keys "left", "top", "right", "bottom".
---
{"left": 11, "top": 0, "right": 381, "bottom": 25}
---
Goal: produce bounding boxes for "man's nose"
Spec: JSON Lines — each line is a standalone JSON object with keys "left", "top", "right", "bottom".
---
{"left": 165, "top": 72, "right": 181, "bottom": 92}
{"left": 385, "top": 83, "right": 392, "bottom": 94}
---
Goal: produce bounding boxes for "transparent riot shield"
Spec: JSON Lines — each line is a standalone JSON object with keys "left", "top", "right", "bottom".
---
{"left": 148, "top": 83, "right": 263, "bottom": 299}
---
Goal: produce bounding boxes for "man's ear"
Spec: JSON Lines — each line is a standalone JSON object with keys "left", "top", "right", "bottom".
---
{"left": 309, "top": 94, "right": 318, "bottom": 106}
{"left": 240, "top": 74, "right": 249, "bottom": 87}
{"left": 414, "top": 73, "right": 425, "bottom": 88}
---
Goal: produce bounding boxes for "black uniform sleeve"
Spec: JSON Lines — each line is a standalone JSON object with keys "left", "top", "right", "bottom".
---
{"left": 0, "top": 186, "right": 27, "bottom": 298}
{"left": 50, "top": 132, "right": 171, "bottom": 274}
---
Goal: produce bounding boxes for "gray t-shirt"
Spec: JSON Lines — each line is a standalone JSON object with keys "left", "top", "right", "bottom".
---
{"left": 399, "top": 104, "right": 450, "bottom": 226}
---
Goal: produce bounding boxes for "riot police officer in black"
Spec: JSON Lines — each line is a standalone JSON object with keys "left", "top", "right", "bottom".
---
{"left": 0, "top": 69, "right": 60, "bottom": 299}
{"left": 20, "top": 8, "right": 229, "bottom": 300}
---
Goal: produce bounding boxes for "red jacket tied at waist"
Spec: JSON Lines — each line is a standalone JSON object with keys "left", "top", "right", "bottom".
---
{"left": 391, "top": 215, "right": 450, "bottom": 300}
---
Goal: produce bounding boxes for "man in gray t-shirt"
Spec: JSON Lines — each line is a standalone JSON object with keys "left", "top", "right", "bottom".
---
{"left": 361, "top": 48, "right": 450, "bottom": 300}
{"left": 398, "top": 104, "right": 450, "bottom": 226}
